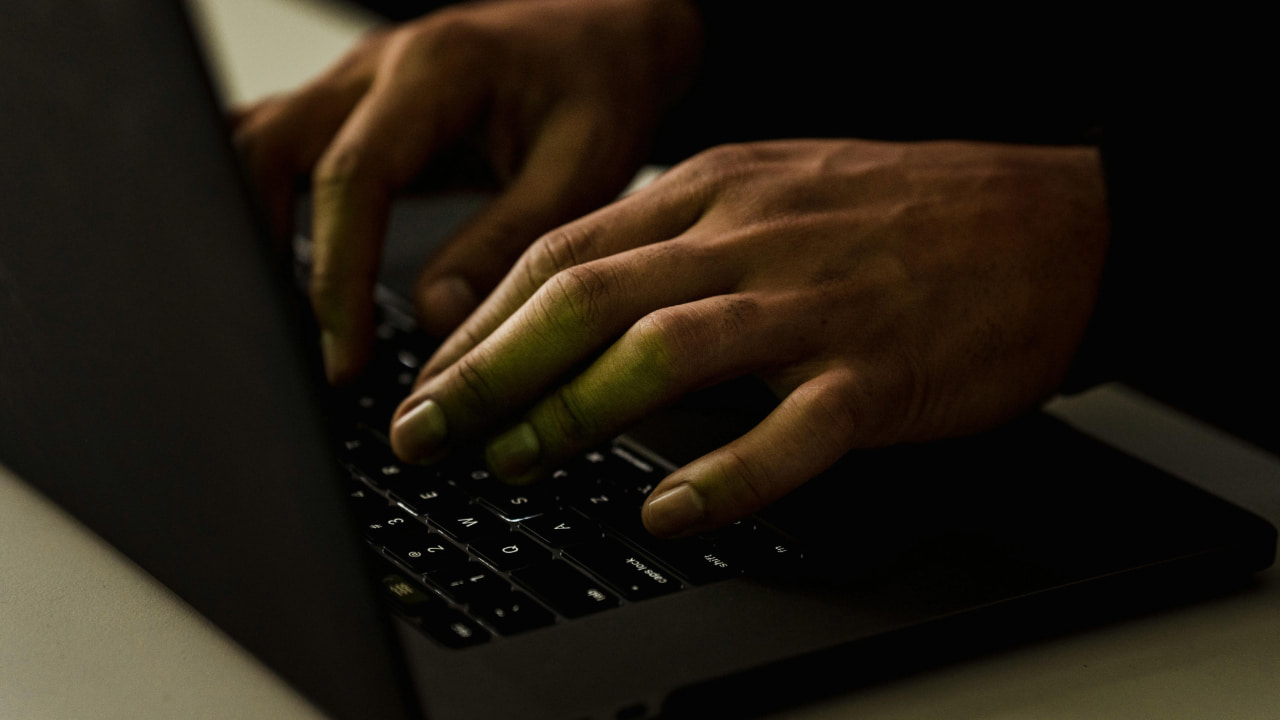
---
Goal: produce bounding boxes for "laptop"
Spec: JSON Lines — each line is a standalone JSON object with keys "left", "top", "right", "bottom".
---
{"left": 1, "top": 2, "right": 1274, "bottom": 719}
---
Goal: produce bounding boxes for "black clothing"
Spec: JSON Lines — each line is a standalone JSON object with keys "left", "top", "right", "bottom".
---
{"left": 345, "top": 1, "right": 1277, "bottom": 453}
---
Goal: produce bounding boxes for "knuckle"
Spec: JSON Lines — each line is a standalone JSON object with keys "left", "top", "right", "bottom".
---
{"left": 351, "top": 25, "right": 393, "bottom": 56}
{"left": 232, "top": 108, "right": 287, "bottom": 170}
{"left": 684, "top": 143, "right": 757, "bottom": 184}
{"left": 893, "top": 352, "right": 939, "bottom": 441}
{"left": 308, "top": 271, "right": 346, "bottom": 325}
{"left": 452, "top": 322, "right": 488, "bottom": 359}
{"left": 313, "top": 144, "right": 374, "bottom": 197}
{"left": 473, "top": 213, "right": 531, "bottom": 262}
{"left": 701, "top": 142, "right": 754, "bottom": 165}
{"left": 708, "top": 295, "right": 760, "bottom": 342}
{"left": 629, "top": 307, "right": 701, "bottom": 384}
{"left": 514, "top": 253, "right": 548, "bottom": 303}
{"left": 797, "top": 376, "right": 862, "bottom": 445}
{"left": 401, "top": 13, "right": 493, "bottom": 69}
{"left": 321, "top": 27, "right": 388, "bottom": 79}
{"left": 527, "top": 224, "right": 594, "bottom": 281}
{"left": 659, "top": 143, "right": 769, "bottom": 208}
{"left": 631, "top": 297, "right": 756, "bottom": 380}
{"left": 715, "top": 447, "right": 770, "bottom": 511}
{"left": 448, "top": 352, "right": 499, "bottom": 418}
{"left": 540, "top": 263, "right": 614, "bottom": 331}
{"left": 813, "top": 364, "right": 916, "bottom": 447}
{"left": 539, "top": 385, "right": 599, "bottom": 449}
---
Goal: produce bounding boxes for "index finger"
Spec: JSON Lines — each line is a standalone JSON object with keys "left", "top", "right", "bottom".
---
{"left": 309, "top": 33, "right": 489, "bottom": 383}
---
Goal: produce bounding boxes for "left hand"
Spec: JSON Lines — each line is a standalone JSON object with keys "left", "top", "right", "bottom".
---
{"left": 230, "top": 0, "right": 703, "bottom": 382}
{"left": 389, "top": 139, "right": 1110, "bottom": 537}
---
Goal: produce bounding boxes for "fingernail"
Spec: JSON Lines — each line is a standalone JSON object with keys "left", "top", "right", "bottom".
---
{"left": 422, "top": 276, "right": 477, "bottom": 334}
{"left": 644, "top": 484, "right": 707, "bottom": 538}
{"left": 394, "top": 399, "right": 447, "bottom": 460}
{"left": 486, "top": 423, "right": 540, "bottom": 481}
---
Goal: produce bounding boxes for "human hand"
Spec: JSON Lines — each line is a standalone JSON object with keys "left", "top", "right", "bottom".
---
{"left": 231, "top": 0, "right": 703, "bottom": 383}
{"left": 390, "top": 139, "right": 1110, "bottom": 537}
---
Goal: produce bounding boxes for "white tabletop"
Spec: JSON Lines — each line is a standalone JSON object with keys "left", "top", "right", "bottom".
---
{"left": 2, "top": 2, "right": 1278, "bottom": 718}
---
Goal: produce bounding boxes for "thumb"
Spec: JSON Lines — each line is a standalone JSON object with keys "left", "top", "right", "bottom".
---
{"left": 642, "top": 372, "right": 863, "bottom": 538}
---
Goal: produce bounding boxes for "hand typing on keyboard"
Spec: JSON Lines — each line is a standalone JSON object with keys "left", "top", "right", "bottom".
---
{"left": 230, "top": 0, "right": 703, "bottom": 383}
{"left": 391, "top": 139, "right": 1109, "bottom": 538}
{"left": 232, "top": 0, "right": 1111, "bottom": 539}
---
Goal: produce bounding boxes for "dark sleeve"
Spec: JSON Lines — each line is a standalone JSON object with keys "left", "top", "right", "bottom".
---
{"left": 654, "top": 3, "right": 1106, "bottom": 158}
{"left": 1060, "top": 24, "right": 1276, "bottom": 454}
{"left": 350, "top": 1, "right": 1274, "bottom": 452}
{"left": 339, "top": 0, "right": 444, "bottom": 21}
{"left": 344, "top": 1, "right": 1104, "bottom": 148}
{"left": 677, "top": 7, "right": 1275, "bottom": 452}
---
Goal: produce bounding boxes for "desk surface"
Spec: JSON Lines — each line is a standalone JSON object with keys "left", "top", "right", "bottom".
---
{"left": 2, "top": 2, "right": 1278, "bottom": 718}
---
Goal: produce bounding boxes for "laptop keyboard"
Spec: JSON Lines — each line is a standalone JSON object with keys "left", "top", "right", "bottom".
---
{"left": 333, "top": 293, "right": 805, "bottom": 649}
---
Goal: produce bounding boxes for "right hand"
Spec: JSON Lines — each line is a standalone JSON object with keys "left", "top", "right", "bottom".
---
{"left": 390, "top": 139, "right": 1110, "bottom": 537}
{"left": 231, "top": 0, "right": 704, "bottom": 383}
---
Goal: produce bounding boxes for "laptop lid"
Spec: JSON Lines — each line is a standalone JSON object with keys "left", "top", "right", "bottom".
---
{"left": 0, "top": 2, "right": 418, "bottom": 719}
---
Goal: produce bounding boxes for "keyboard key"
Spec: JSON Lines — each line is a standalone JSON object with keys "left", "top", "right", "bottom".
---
{"left": 711, "top": 521, "right": 808, "bottom": 578}
{"left": 593, "top": 511, "right": 740, "bottom": 585}
{"left": 468, "top": 532, "right": 549, "bottom": 572}
{"left": 659, "top": 542, "right": 744, "bottom": 585}
{"left": 513, "top": 561, "right": 620, "bottom": 618}
{"left": 364, "top": 344, "right": 422, "bottom": 391}
{"left": 378, "top": 571, "right": 438, "bottom": 617}
{"left": 344, "top": 387, "right": 399, "bottom": 433}
{"left": 358, "top": 507, "right": 420, "bottom": 545}
{"left": 386, "top": 477, "right": 468, "bottom": 516}
{"left": 571, "top": 448, "right": 611, "bottom": 475}
{"left": 382, "top": 525, "right": 468, "bottom": 576}
{"left": 419, "top": 607, "right": 492, "bottom": 649}
{"left": 340, "top": 435, "right": 423, "bottom": 489}
{"left": 343, "top": 341, "right": 425, "bottom": 431}
{"left": 562, "top": 484, "right": 629, "bottom": 522}
{"left": 428, "top": 564, "right": 510, "bottom": 605}
{"left": 605, "top": 445, "right": 664, "bottom": 494}
{"left": 471, "top": 481, "right": 556, "bottom": 521}
{"left": 346, "top": 482, "right": 393, "bottom": 526}
{"left": 336, "top": 429, "right": 391, "bottom": 476}
{"left": 564, "top": 538, "right": 682, "bottom": 601}
{"left": 551, "top": 453, "right": 611, "bottom": 493}
{"left": 471, "top": 591, "right": 555, "bottom": 635}
{"left": 370, "top": 461, "right": 438, "bottom": 494}
{"left": 587, "top": 497, "right": 649, "bottom": 542}
{"left": 339, "top": 436, "right": 438, "bottom": 494}
{"left": 520, "top": 510, "right": 602, "bottom": 548}
{"left": 371, "top": 312, "right": 435, "bottom": 364}
{"left": 432, "top": 504, "right": 506, "bottom": 542}
{"left": 376, "top": 566, "right": 490, "bottom": 647}
{"left": 435, "top": 458, "right": 497, "bottom": 486}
